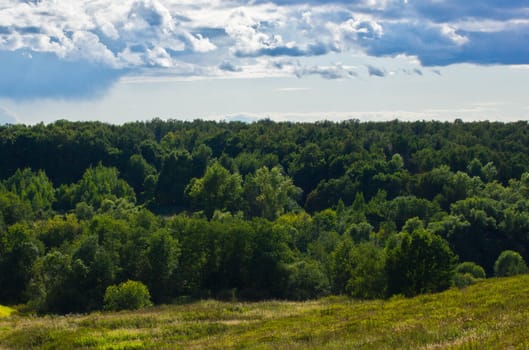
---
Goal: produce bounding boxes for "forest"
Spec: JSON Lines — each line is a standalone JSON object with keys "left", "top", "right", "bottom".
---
{"left": 1, "top": 118, "right": 529, "bottom": 314}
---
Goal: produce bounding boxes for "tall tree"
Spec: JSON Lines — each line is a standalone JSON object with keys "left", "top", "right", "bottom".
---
{"left": 155, "top": 150, "right": 193, "bottom": 208}
{"left": 244, "top": 166, "right": 301, "bottom": 220}
{"left": 186, "top": 162, "right": 243, "bottom": 218}
{"left": 385, "top": 227, "right": 456, "bottom": 297}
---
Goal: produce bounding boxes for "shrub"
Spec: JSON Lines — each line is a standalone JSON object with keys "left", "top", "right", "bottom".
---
{"left": 385, "top": 228, "right": 457, "bottom": 297}
{"left": 103, "top": 280, "right": 152, "bottom": 311}
{"left": 456, "top": 262, "right": 486, "bottom": 279}
{"left": 454, "top": 261, "right": 486, "bottom": 288}
{"left": 494, "top": 250, "right": 528, "bottom": 277}
{"left": 453, "top": 273, "right": 476, "bottom": 288}
{"left": 285, "top": 260, "right": 330, "bottom": 300}
{"left": 346, "top": 242, "right": 387, "bottom": 299}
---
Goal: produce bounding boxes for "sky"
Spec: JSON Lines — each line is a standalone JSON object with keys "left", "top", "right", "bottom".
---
{"left": 0, "top": 0, "right": 528, "bottom": 124}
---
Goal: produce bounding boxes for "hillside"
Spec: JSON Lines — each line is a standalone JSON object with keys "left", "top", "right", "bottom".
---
{"left": 1, "top": 275, "right": 528, "bottom": 349}
{"left": 3, "top": 120, "right": 529, "bottom": 314}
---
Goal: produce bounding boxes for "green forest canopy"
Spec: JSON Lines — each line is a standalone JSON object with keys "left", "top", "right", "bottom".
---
{"left": 1, "top": 119, "right": 529, "bottom": 313}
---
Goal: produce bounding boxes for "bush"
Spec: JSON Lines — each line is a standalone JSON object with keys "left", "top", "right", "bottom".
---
{"left": 494, "top": 250, "right": 528, "bottom": 277}
{"left": 285, "top": 260, "right": 330, "bottom": 300}
{"left": 346, "top": 242, "right": 387, "bottom": 299}
{"left": 455, "top": 262, "right": 486, "bottom": 279}
{"left": 103, "top": 280, "right": 152, "bottom": 311}
{"left": 454, "top": 262, "right": 486, "bottom": 288}
{"left": 453, "top": 273, "right": 477, "bottom": 288}
{"left": 385, "top": 228, "right": 456, "bottom": 297}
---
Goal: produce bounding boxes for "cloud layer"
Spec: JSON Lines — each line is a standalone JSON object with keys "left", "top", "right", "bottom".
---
{"left": 0, "top": 0, "right": 528, "bottom": 98}
{"left": 0, "top": 106, "right": 16, "bottom": 124}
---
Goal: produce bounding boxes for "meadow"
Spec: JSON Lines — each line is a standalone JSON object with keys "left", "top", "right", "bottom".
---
{"left": 1, "top": 275, "right": 529, "bottom": 349}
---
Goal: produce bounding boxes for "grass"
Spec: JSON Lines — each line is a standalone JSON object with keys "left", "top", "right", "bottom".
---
{"left": 0, "top": 305, "right": 15, "bottom": 318}
{"left": 2, "top": 275, "right": 529, "bottom": 349}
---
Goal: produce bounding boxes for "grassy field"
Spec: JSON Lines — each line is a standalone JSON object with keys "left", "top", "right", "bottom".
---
{"left": 1, "top": 275, "right": 529, "bottom": 349}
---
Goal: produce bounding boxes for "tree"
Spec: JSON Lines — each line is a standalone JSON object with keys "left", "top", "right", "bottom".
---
{"left": 155, "top": 150, "right": 194, "bottom": 207}
{"left": 186, "top": 162, "right": 243, "bottom": 218}
{"left": 449, "top": 196, "right": 503, "bottom": 272}
{"left": 285, "top": 260, "right": 330, "bottom": 300}
{"left": 385, "top": 227, "right": 457, "bottom": 297}
{"left": 493, "top": 250, "right": 528, "bottom": 277}
{"left": 0, "top": 223, "right": 40, "bottom": 304}
{"left": 346, "top": 222, "right": 373, "bottom": 243}
{"left": 330, "top": 238, "right": 355, "bottom": 294}
{"left": 346, "top": 242, "right": 387, "bottom": 299}
{"left": 37, "top": 214, "right": 83, "bottom": 250}
{"left": 248, "top": 219, "right": 293, "bottom": 298}
{"left": 288, "top": 143, "right": 327, "bottom": 196}
{"left": 3, "top": 168, "right": 55, "bottom": 216}
{"left": 27, "top": 250, "right": 72, "bottom": 313}
{"left": 274, "top": 212, "right": 314, "bottom": 253}
{"left": 63, "top": 164, "right": 135, "bottom": 210}
{"left": 144, "top": 229, "right": 180, "bottom": 303}
{"left": 385, "top": 196, "right": 441, "bottom": 230}
{"left": 244, "top": 166, "right": 301, "bottom": 220}
{"left": 126, "top": 154, "right": 156, "bottom": 197}
{"left": 103, "top": 280, "right": 152, "bottom": 311}
{"left": 0, "top": 192, "right": 32, "bottom": 225}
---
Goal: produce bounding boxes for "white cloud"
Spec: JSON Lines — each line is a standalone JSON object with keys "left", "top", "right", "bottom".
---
{"left": 441, "top": 24, "right": 468, "bottom": 45}
{"left": 69, "top": 30, "right": 119, "bottom": 66}
{"left": 185, "top": 33, "right": 216, "bottom": 53}
{"left": 274, "top": 87, "right": 311, "bottom": 92}
{"left": 0, "top": 0, "right": 527, "bottom": 98}
{"left": 146, "top": 46, "right": 173, "bottom": 67}
{"left": 332, "top": 15, "right": 384, "bottom": 46}
{"left": 0, "top": 106, "right": 16, "bottom": 124}
{"left": 295, "top": 64, "right": 358, "bottom": 79}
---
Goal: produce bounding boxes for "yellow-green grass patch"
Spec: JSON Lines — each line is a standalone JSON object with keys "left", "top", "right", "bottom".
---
{"left": 2, "top": 275, "right": 529, "bottom": 349}
{"left": 0, "top": 305, "right": 15, "bottom": 318}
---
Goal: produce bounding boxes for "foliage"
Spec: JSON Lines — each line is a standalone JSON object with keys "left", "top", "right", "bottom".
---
{"left": 186, "top": 162, "right": 243, "bottom": 218}
{"left": 453, "top": 261, "right": 486, "bottom": 288}
{"left": 329, "top": 238, "right": 355, "bottom": 294}
{"left": 103, "top": 280, "right": 152, "bottom": 311}
{"left": 385, "top": 227, "right": 457, "bottom": 297}
{"left": 143, "top": 229, "right": 180, "bottom": 303}
{"left": 455, "top": 261, "right": 486, "bottom": 279}
{"left": 3, "top": 168, "right": 55, "bottom": 215}
{"left": 244, "top": 166, "right": 301, "bottom": 220}
{"left": 285, "top": 260, "right": 330, "bottom": 300}
{"left": 0, "top": 223, "right": 41, "bottom": 304}
{"left": 3, "top": 120, "right": 529, "bottom": 312}
{"left": 493, "top": 250, "right": 528, "bottom": 277}
{"left": 59, "top": 164, "right": 136, "bottom": 210}
{"left": 27, "top": 250, "right": 72, "bottom": 313}
{"left": 346, "top": 242, "right": 387, "bottom": 299}
{"left": 155, "top": 150, "right": 194, "bottom": 207}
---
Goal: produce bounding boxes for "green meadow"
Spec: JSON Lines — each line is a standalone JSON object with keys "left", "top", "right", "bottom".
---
{"left": 1, "top": 275, "right": 529, "bottom": 349}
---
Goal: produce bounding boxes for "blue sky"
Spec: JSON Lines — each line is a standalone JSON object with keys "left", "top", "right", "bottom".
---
{"left": 0, "top": 0, "right": 528, "bottom": 124}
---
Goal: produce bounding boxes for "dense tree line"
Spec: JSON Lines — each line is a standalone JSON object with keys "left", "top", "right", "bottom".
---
{"left": 1, "top": 119, "right": 529, "bottom": 313}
